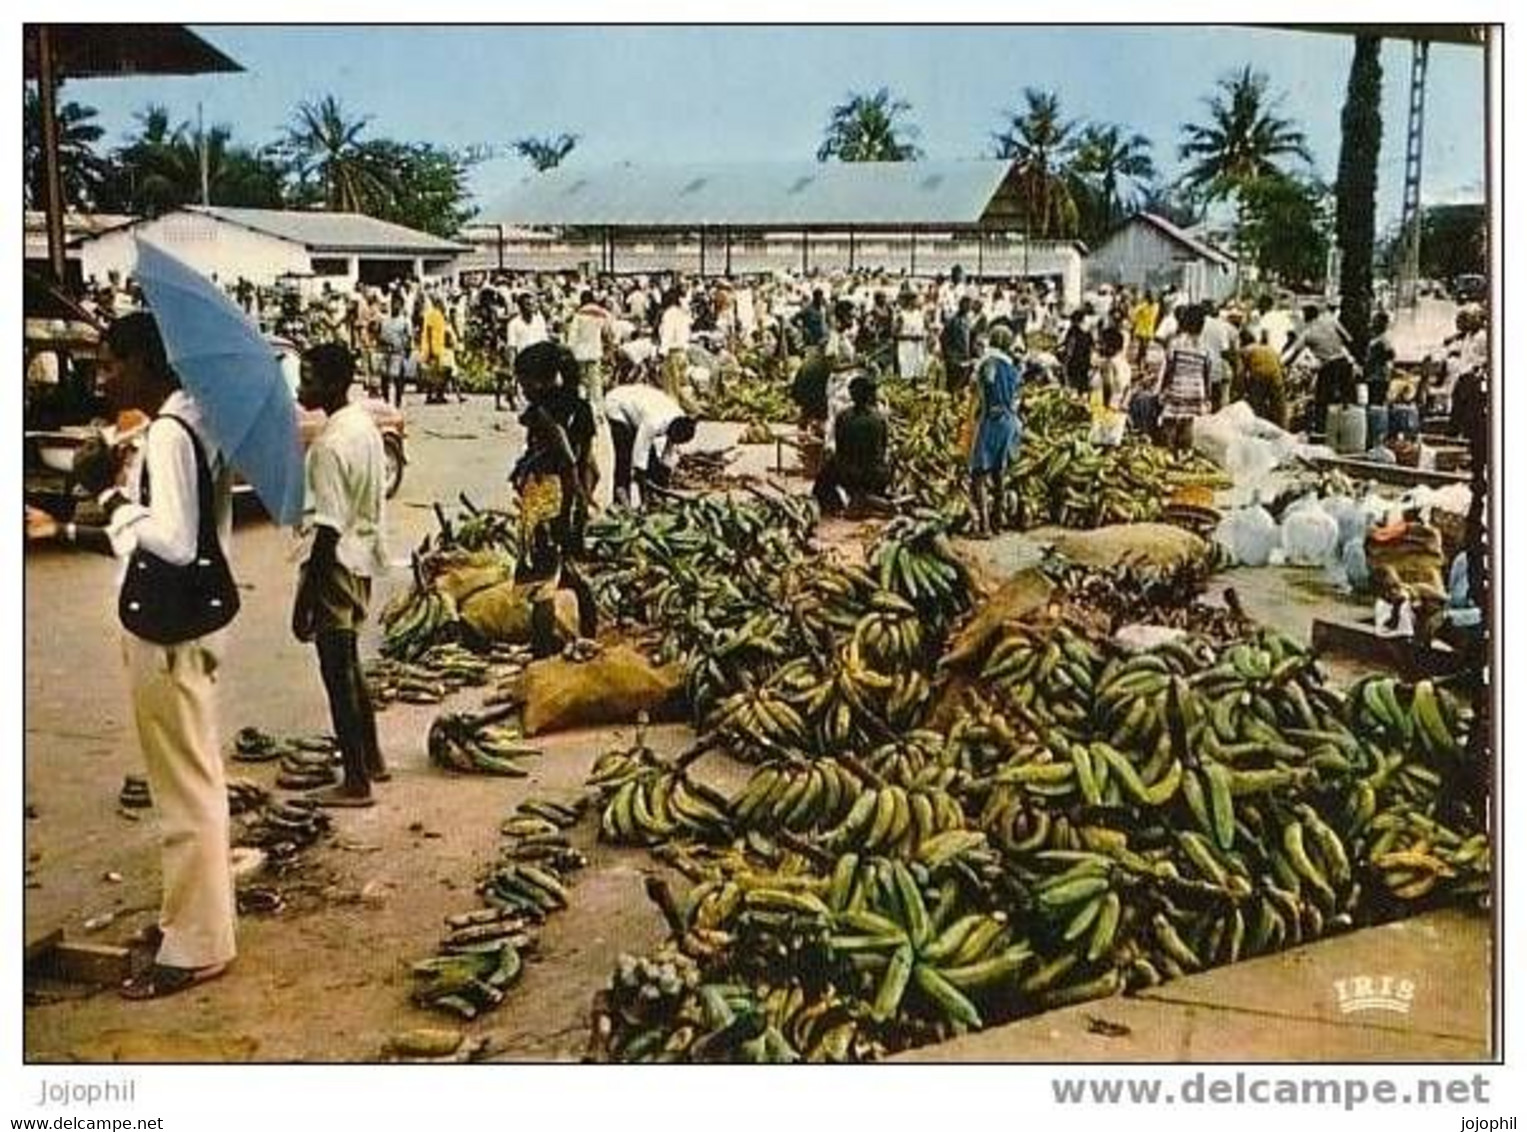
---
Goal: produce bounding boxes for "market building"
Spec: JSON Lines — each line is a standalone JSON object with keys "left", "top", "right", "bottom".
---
{"left": 1086, "top": 211, "right": 1239, "bottom": 303}
{"left": 484, "top": 159, "right": 1088, "bottom": 307}
{"left": 72, "top": 205, "right": 469, "bottom": 293}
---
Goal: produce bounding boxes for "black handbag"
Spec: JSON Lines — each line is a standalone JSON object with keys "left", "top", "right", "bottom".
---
{"left": 118, "top": 415, "right": 241, "bottom": 645}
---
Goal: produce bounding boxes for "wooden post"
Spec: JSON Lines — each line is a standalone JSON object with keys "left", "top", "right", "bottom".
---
{"left": 848, "top": 229, "right": 856, "bottom": 272}
{"left": 37, "top": 27, "right": 69, "bottom": 287}
{"left": 699, "top": 227, "right": 707, "bottom": 277}
{"left": 801, "top": 230, "right": 809, "bottom": 274}
{"left": 976, "top": 229, "right": 984, "bottom": 277}
{"left": 910, "top": 231, "right": 917, "bottom": 276}
{"left": 725, "top": 228, "right": 733, "bottom": 276}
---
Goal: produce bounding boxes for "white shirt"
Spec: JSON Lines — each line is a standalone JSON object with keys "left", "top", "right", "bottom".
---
{"left": 1200, "top": 316, "right": 1236, "bottom": 384}
{"left": 620, "top": 337, "right": 657, "bottom": 367}
{"left": 658, "top": 306, "right": 691, "bottom": 355}
{"left": 107, "top": 392, "right": 232, "bottom": 570}
{"left": 605, "top": 383, "right": 684, "bottom": 474}
{"left": 567, "top": 306, "right": 610, "bottom": 363}
{"left": 506, "top": 313, "right": 548, "bottom": 352}
{"left": 297, "top": 402, "right": 389, "bottom": 578}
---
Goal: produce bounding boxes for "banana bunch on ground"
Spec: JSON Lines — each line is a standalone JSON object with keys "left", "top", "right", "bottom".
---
{"left": 443, "top": 495, "right": 519, "bottom": 555}
{"left": 826, "top": 857, "right": 1027, "bottom": 1035}
{"left": 598, "top": 767, "right": 733, "bottom": 846}
{"left": 981, "top": 622, "right": 1104, "bottom": 733}
{"left": 702, "top": 374, "right": 795, "bottom": 424}
{"left": 499, "top": 797, "right": 590, "bottom": 874}
{"left": 802, "top": 651, "right": 934, "bottom": 750}
{"left": 411, "top": 940, "right": 524, "bottom": 1020}
{"left": 587, "top": 946, "right": 708, "bottom": 1063}
{"left": 882, "top": 384, "right": 970, "bottom": 515}
{"left": 1364, "top": 806, "right": 1491, "bottom": 905}
{"left": 863, "top": 730, "right": 952, "bottom": 786}
{"left": 366, "top": 644, "right": 497, "bottom": 707}
{"left": 427, "top": 709, "right": 542, "bottom": 777}
{"left": 785, "top": 562, "right": 879, "bottom": 648}
{"left": 850, "top": 593, "right": 929, "bottom": 671}
{"left": 235, "top": 796, "right": 331, "bottom": 854}
{"left": 738, "top": 420, "right": 777, "bottom": 445}
{"left": 868, "top": 510, "right": 974, "bottom": 623}
{"left": 437, "top": 905, "right": 538, "bottom": 955}
{"left": 380, "top": 586, "right": 459, "bottom": 661}
{"left": 731, "top": 759, "right": 866, "bottom": 834}
{"left": 818, "top": 781, "right": 968, "bottom": 857}
{"left": 1347, "top": 675, "right": 1472, "bottom": 763}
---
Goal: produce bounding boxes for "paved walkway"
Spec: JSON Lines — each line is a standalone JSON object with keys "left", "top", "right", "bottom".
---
{"left": 895, "top": 909, "right": 1491, "bottom": 1062}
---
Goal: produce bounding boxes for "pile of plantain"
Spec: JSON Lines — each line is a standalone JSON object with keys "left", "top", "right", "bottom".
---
{"left": 880, "top": 382, "right": 1229, "bottom": 532}
{"left": 701, "top": 372, "right": 795, "bottom": 425}
{"left": 412, "top": 794, "right": 588, "bottom": 1020}
{"left": 427, "top": 706, "right": 543, "bottom": 777}
{"left": 571, "top": 484, "right": 1488, "bottom": 1062}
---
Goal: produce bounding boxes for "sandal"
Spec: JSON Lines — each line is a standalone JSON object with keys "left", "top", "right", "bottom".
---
{"left": 120, "top": 961, "right": 228, "bottom": 1001}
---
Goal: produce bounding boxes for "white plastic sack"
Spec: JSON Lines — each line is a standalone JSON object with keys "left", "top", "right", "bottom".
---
{"left": 1342, "top": 537, "right": 1371, "bottom": 591}
{"left": 1319, "top": 495, "right": 1371, "bottom": 548}
{"left": 1213, "top": 505, "right": 1281, "bottom": 567}
{"left": 1223, "top": 436, "right": 1280, "bottom": 491}
{"left": 1191, "top": 413, "right": 1240, "bottom": 467}
{"left": 591, "top": 418, "right": 615, "bottom": 509}
{"left": 1281, "top": 497, "right": 1341, "bottom": 566}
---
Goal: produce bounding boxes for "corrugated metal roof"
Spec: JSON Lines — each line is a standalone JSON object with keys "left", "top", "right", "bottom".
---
{"left": 188, "top": 206, "right": 468, "bottom": 254}
{"left": 1134, "top": 213, "right": 1237, "bottom": 267}
{"left": 484, "top": 160, "right": 1020, "bottom": 229}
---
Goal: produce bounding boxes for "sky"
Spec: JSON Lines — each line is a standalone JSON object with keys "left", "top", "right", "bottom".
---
{"left": 66, "top": 24, "right": 1489, "bottom": 227}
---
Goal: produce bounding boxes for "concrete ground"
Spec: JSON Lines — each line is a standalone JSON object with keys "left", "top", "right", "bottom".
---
{"left": 23, "top": 394, "right": 1488, "bottom": 1063}
{"left": 896, "top": 909, "right": 1492, "bottom": 1062}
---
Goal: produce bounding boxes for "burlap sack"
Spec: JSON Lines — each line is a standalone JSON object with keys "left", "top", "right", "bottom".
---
{"left": 519, "top": 643, "right": 686, "bottom": 736}
{"left": 433, "top": 562, "right": 513, "bottom": 606}
{"left": 940, "top": 568, "right": 1055, "bottom": 675}
{"left": 1047, "top": 523, "right": 1209, "bottom": 571}
{"left": 460, "top": 581, "right": 579, "bottom": 646}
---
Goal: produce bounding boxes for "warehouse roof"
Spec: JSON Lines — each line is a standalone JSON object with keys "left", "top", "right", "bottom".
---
{"left": 1117, "top": 212, "right": 1237, "bottom": 267}
{"left": 186, "top": 206, "right": 468, "bottom": 255}
{"left": 485, "top": 160, "right": 1029, "bottom": 230}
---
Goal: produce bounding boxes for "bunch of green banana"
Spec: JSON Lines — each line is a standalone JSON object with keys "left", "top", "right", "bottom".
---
{"left": 437, "top": 905, "right": 537, "bottom": 955}
{"left": 1363, "top": 806, "right": 1491, "bottom": 903}
{"left": 1347, "top": 675, "right": 1470, "bottom": 762}
{"left": 702, "top": 374, "right": 795, "bottom": 424}
{"left": 863, "top": 730, "right": 953, "bottom": 787}
{"left": 981, "top": 623, "right": 1103, "bottom": 732}
{"left": 411, "top": 940, "right": 523, "bottom": 1019}
{"left": 480, "top": 861, "right": 573, "bottom": 917}
{"left": 826, "top": 858, "right": 1031, "bottom": 1034}
{"left": 709, "top": 682, "right": 811, "bottom": 754}
{"left": 819, "top": 781, "right": 967, "bottom": 857}
{"left": 867, "top": 511, "right": 973, "bottom": 621}
{"left": 851, "top": 597, "right": 929, "bottom": 671}
{"left": 731, "top": 760, "right": 865, "bottom": 834}
{"left": 599, "top": 769, "right": 733, "bottom": 846}
{"left": 427, "top": 711, "right": 543, "bottom": 777}
{"left": 380, "top": 587, "right": 460, "bottom": 662}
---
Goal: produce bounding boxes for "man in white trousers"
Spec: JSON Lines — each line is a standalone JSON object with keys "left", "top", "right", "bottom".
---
{"left": 27, "top": 311, "right": 239, "bottom": 999}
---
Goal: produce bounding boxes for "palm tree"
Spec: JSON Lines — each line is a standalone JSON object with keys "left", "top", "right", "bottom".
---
{"left": 23, "top": 88, "right": 108, "bottom": 209}
{"left": 990, "top": 89, "right": 1079, "bottom": 239}
{"left": 1071, "top": 123, "right": 1157, "bottom": 230}
{"left": 817, "top": 88, "right": 923, "bottom": 162}
{"left": 1179, "top": 66, "right": 1311, "bottom": 199}
{"left": 1179, "top": 66, "right": 1311, "bottom": 289}
{"left": 1335, "top": 36, "right": 1383, "bottom": 359}
{"left": 105, "top": 105, "right": 286, "bottom": 215}
{"left": 513, "top": 133, "right": 579, "bottom": 172}
{"left": 284, "top": 95, "right": 392, "bottom": 212}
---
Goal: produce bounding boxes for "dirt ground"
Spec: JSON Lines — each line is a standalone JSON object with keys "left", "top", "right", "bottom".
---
{"left": 19, "top": 395, "right": 1416, "bottom": 1063}
{"left": 24, "top": 401, "right": 768, "bottom": 1063}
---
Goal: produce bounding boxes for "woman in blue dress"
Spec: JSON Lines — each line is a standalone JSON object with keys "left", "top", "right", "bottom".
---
{"left": 969, "top": 324, "right": 1023, "bottom": 536}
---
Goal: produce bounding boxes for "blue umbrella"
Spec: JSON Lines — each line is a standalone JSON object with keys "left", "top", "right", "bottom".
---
{"left": 133, "top": 238, "right": 305, "bottom": 525}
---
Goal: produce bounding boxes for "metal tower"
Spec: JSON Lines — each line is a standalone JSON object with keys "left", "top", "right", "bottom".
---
{"left": 1396, "top": 40, "right": 1430, "bottom": 307}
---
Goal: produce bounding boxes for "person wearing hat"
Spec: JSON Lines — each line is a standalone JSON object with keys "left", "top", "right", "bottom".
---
{"left": 814, "top": 375, "right": 891, "bottom": 516}
{"left": 968, "top": 324, "right": 1024, "bottom": 536}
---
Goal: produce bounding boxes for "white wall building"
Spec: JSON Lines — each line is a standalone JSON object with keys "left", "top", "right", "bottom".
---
{"left": 1086, "top": 212, "right": 1238, "bottom": 304}
{"left": 76, "top": 206, "right": 467, "bottom": 293}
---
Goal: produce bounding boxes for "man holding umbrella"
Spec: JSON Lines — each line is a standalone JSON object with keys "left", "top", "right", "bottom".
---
{"left": 26, "top": 242, "right": 306, "bottom": 999}
{"left": 26, "top": 310, "right": 241, "bottom": 999}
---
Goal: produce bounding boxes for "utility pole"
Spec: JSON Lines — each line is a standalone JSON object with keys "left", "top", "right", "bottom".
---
{"left": 1396, "top": 41, "right": 1430, "bottom": 308}
{"left": 198, "top": 102, "right": 210, "bottom": 206}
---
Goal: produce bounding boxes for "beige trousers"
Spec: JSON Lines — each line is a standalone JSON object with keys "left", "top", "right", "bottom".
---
{"left": 123, "top": 634, "right": 237, "bottom": 969}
